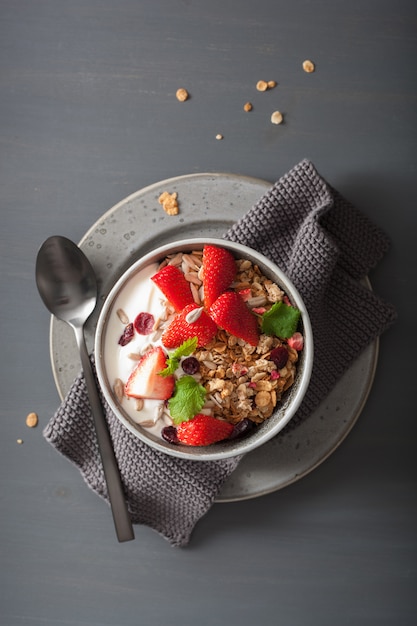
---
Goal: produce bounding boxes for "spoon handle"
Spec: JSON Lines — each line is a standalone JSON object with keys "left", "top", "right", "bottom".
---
{"left": 74, "top": 325, "right": 135, "bottom": 542}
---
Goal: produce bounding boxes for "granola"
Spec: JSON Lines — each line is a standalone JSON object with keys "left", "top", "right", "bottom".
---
{"left": 154, "top": 252, "right": 299, "bottom": 425}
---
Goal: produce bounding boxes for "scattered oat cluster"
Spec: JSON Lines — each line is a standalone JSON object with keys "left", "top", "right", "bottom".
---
{"left": 158, "top": 191, "right": 179, "bottom": 216}
{"left": 256, "top": 79, "right": 277, "bottom": 92}
{"left": 169, "top": 59, "right": 315, "bottom": 171}
{"left": 252, "top": 79, "right": 283, "bottom": 125}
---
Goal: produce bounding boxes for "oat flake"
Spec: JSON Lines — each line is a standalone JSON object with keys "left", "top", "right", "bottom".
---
{"left": 176, "top": 88, "right": 189, "bottom": 102}
{"left": 302, "top": 60, "right": 315, "bottom": 73}
{"left": 271, "top": 111, "right": 283, "bottom": 125}
{"left": 26, "top": 412, "right": 38, "bottom": 428}
{"left": 256, "top": 80, "right": 268, "bottom": 92}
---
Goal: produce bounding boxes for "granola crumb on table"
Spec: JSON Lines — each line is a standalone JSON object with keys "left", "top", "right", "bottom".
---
{"left": 25, "top": 412, "right": 39, "bottom": 428}
{"left": 271, "top": 111, "right": 283, "bottom": 125}
{"left": 158, "top": 191, "right": 179, "bottom": 215}
{"left": 302, "top": 59, "right": 315, "bottom": 73}
{"left": 175, "top": 87, "right": 189, "bottom": 101}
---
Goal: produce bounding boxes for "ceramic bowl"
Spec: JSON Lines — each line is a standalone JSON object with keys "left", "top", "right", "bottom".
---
{"left": 94, "top": 238, "right": 313, "bottom": 461}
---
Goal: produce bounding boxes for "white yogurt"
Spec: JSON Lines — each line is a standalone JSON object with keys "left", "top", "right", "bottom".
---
{"left": 103, "top": 262, "right": 172, "bottom": 437}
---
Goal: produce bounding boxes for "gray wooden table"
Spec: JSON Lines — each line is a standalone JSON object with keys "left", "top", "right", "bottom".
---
{"left": 1, "top": 1, "right": 416, "bottom": 624}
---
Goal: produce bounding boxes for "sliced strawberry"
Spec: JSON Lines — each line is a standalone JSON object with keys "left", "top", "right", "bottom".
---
{"left": 176, "top": 413, "right": 234, "bottom": 446}
{"left": 161, "top": 303, "right": 217, "bottom": 349}
{"left": 202, "top": 245, "right": 237, "bottom": 308}
{"left": 151, "top": 264, "right": 194, "bottom": 312}
{"left": 124, "top": 346, "right": 174, "bottom": 400}
{"left": 210, "top": 291, "right": 260, "bottom": 346}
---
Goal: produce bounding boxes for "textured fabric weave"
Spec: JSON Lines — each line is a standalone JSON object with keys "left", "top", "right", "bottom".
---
{"left": 43, "top": 160, "right": 396, "bottom": 546}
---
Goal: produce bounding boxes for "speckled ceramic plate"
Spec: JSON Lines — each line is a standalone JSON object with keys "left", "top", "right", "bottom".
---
{"left": 49, "top": 172, "right": 378, "bottom": 502}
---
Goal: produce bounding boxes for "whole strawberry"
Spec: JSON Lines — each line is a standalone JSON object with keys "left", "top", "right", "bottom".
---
{"left": 210, "top": 291, "right": 260, "bottom": 346}
{"left": 202, "top": 245, "right": 237, "bottom": 308}
{"left": 176, "top": 413, "right": 234, "bottom": 446}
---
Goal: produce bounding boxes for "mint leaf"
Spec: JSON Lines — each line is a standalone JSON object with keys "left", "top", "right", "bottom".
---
{"left": 168, "top": 375, "right": 206, "bottom": 424}
{"left": 159, "top": 337, "right": 198, "bottom": 377}
{"left": 261, "top": 301, "right": 301, "bottom": 339}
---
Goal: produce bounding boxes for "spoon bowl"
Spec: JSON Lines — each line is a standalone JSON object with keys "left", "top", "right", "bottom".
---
{"left": 36, "top": 236, "right": 134, "bottom": 542}
{"left": 36, "top": 235, "right": 97, "bottom": 326}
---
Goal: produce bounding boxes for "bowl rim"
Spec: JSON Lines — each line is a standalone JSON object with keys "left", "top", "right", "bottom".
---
{"left": 94, "top": 237, "right": 313, "bottom": 461}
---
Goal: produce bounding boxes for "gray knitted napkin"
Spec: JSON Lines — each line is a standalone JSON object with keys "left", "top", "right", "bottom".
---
{"left": 43, "top": 160, "right": 396, "bottom": 547}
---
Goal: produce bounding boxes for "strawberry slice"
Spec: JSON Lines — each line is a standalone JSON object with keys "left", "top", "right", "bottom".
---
{"left": 210, "top": 291, "right": 260, "bottom": 346}
{"left": 176, "top": 413, "right": 234, "bottom": 446}
{"left": 151, "top": 264, "right": 194, "bottom": 312}
{"left": 202, "top": 245, "right": 237, "bottom": 308}
{"left": 124, "top": 346, "right": 174, "bottom": 400}
{"left": 161, "top": 303, "right": 217, "bottom": 349}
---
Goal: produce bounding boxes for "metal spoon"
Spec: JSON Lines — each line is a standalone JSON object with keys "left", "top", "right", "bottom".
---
{"left": 36, "top": 235, "right": 134, "bottom": 542}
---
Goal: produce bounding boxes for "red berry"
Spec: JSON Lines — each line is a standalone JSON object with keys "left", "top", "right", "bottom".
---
{"left": 161, "top": 303, "right": 218, "bottom": 349}
{"left": 202, "top": 245, "right": 237, "bottom": 308}
{"left": 176, "top": 414, "right": 234, "bottom": 446}
{"left": 209, "top": 291, "right": 260, "bottom": 346}
{"left": 269, "top": 346, "right": 288, "bottom": 369}
{"left": 151, "top": 264, "right": 194, "bottom": 312}
{"left": 161, "top": 425, "right": 179, "bottom": 444}
{"left": 181, "top": 356, "right": 200, "bottom": 374}
{"left": 238, "top": 288, "right": 251, "bottom": 302}
{"left": 118, "top": 323, "right": 134, "bottom": 346}
{"left": 228, "top": 418, "right": 255, "bottom": 440}
{"left": 134, "top": 312, "right": 155, "bottom": 335}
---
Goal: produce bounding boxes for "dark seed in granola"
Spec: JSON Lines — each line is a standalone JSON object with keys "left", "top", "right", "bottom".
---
{"left": 228, "top": 418, "right": 255, "bottom": 440}
{"left": 134, "top": 312, "right": 155, "bottom": 335}
{"left": 161, "top": 425, "right": 179, "bottom": 444}
{"left": 181, "top": 356, "right": 200, "bottom": 375}
{"left": 118, "top": 323, "right": 135, "bottom": 346}
{"left": 270, "top": 346, "right": 288, "bottom": 369}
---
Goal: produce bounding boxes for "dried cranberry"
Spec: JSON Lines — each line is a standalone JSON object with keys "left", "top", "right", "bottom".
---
{"left": 228, "top": 418, "right": 255, "bottom": 440}
{"left": 181, "top": 357, "right": 200, "bottom": 375}
{"left": 270, "top": 346, "right": 288, "bottom": 369}
{"left": 161, "top": 426, "right": 179, "bottom": 444}
{"left": 118, "top": 323, "right": 134, "bottom": 346}
{"left": 287, "top": 332, "right": 304, "bottom": 351}
{"left": 134, "top": 312, "right": 155, "bottom": 335}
